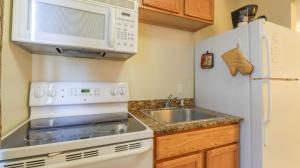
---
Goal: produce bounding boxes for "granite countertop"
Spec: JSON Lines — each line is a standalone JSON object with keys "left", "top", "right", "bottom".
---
{"left": 130, "top": 107, "right": 242, "bottom": 135}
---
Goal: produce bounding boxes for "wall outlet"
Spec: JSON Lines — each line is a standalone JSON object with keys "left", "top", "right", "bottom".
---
{"left": 176, "top": 84, "right": 183, "bottom": 94}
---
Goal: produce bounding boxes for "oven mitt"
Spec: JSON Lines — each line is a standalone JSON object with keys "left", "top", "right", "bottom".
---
{"left": 222, "top": 48, "right": 254, "bottom": 76}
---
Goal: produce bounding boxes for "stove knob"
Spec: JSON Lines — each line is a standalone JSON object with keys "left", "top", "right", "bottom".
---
{"left": 119, "top": 129, "right": 125, "bottom": 133}
{"left": 34, "top": 87, "right": 45, "bottom": 98}
{"left": 119, "top": 88, "right": 126, "bottom": 96}
{"left": 48, "top": 138, "right": 57, "bottom": 143}
{"left": 48, "top": 89, "right": 57, "bottom": 97}
{"left": 111, "top": 89, "right": 118, "bottom": 96}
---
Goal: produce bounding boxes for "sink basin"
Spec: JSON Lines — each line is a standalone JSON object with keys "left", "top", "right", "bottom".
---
{"left": 142, "top": 108, "right": 219, "bottom": 125}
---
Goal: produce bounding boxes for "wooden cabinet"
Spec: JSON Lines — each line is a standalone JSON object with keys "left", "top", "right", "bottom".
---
{"left": 154, "top": 124, "right": 240, "bottom": 168}
{"left": 143, "top": 0, "right": 181, "bottom": 14}
{"left": 207, "top": 144, "right": 240, "bottom": 168}
{"left": 139, "top": 0, "right": 214, "bottom": 31}
{"left": 184, "top": 0, "right": 214, "bottom": 21}
{"left": 157, "top": 153, "right": 205, "bottom": 168}
{"left": 156, "top": 124, "right": 239, "bottom": 160}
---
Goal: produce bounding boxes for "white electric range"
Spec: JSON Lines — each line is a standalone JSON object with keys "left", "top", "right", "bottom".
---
{"left": 0, "top": 82, "right": 153, "bottom": 168}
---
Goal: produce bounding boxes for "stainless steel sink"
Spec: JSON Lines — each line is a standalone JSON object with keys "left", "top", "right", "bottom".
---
{"left": 142, "top": 107, "right": 220, "bottom": 125}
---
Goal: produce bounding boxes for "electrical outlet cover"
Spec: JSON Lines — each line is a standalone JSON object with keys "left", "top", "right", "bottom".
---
{"left": 176, "top": 84, "right": 183, "bottom": 94}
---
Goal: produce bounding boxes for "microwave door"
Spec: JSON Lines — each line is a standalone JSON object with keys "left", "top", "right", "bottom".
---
{"left": 16, "top": 0, "right": 115, "bottom": 51}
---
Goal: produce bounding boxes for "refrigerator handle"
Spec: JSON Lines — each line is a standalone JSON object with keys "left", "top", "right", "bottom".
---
{"left": 262, "top": 31, "right": 272, "bottom": 78}
{"left": 262, "top": 32, "right": 272, "bottom": 146}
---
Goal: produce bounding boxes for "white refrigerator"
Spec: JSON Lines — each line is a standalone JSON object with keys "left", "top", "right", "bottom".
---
{"left": 195, "top": 19, "right": 300, "bottom": 168}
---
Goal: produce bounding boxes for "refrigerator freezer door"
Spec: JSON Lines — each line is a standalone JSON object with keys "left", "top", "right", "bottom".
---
{"left": 195, "top": 25, "right": 251, "bottom": 168}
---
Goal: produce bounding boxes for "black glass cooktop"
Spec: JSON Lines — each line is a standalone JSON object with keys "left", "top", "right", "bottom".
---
{"left": 1, "top": 113, "right": 147, "bottom": 149}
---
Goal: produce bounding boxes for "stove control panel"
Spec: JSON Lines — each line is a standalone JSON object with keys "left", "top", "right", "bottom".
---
{"left": 29, "top": 82, "right": 129, "bottom": 106}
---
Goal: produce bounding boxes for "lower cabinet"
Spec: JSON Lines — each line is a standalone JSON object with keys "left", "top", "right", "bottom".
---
{"left": 157, "top": 153, "right": 205, "bottom": 168}
{"left": 207, "top": 144, "right": 239, "bottom": 168}
{"left": 154, "top": 124, "right": 240, "bottom": 168}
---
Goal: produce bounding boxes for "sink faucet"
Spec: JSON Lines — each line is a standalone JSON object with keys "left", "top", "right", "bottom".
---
{"left": 165, "top": 95, "right": 177, "bottom": 108}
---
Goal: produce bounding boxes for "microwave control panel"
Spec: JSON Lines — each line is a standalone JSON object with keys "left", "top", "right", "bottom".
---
{"left": 115, "top": 10, "right": 137, "bottom": 53}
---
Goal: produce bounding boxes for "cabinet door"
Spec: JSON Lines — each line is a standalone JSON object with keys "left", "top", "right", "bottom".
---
{"left": 156, "top": 124, "right": 239, "bottom": 160}
{"left": 157, "top": 153, "right": 204, "bottom": 168}
{"left": 184, "top": 0, "right": 214, "bottom": 21}
{"left": 207, "top": 144, "right": 239, "bottom": 168}
{"left": 143, "top": 0, "right": 182, "bottom": 14}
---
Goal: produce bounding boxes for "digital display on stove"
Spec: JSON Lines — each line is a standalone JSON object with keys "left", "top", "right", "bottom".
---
{"left": 81, "top": 89, "right": 90, "bottom": 93}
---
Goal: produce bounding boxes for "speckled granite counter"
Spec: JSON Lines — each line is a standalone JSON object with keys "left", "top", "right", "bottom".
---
{"left": 128, "top": 99, "right": 242, "bottom": 135}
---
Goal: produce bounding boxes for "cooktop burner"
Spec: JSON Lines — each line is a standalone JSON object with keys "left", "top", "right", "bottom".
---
{"left": 1, "top": 113, "right": 147, "bottom": 149}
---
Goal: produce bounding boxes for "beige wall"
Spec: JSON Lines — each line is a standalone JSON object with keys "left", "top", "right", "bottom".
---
{"left": 2, "top": 0, "right": 239, "bottom": 134}
{"left": 32, "top": 23, "right": 195, "bottom": 100}
{"left": 1, "top": 0, "right": 32, "bottom": 135}
{"left": 194, "top": 0, "right": 294, "bottom": 43}
{"left": 1, "top": 0, "right": 295, "bottom": 135}
{"left": 291, "top": 0, "right": 300, "bottom": 31}
{"left": 1, "top": 3, "right": 195, "bottom": 135}
{"left": 237, "top": 0, "right": 293, "bottom": 28}
{"left": 194, "top": 0, "right": 237, "bottom": 42}
{"left": 291, "top": 2, "right": 297, "bottom": 31}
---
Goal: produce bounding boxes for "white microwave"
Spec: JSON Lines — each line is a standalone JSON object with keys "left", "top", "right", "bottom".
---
{"left": 12, "top": 0, "right": 138, "bottom": 60}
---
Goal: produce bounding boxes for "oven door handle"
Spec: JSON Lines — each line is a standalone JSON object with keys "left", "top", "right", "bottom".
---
{"left": 47, "top": 141, "right": 152, "bottom": 168}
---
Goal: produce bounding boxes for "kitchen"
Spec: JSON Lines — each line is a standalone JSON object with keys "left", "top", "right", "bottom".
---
{"left": 0, "top": 0, "right": 298, "bottom": 168}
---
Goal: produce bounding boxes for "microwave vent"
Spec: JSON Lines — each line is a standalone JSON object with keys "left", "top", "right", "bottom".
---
{"left": 94, "top": 0, "right": 135, "bottom": 10}
{"left": 57, "top": 48, "right": 107, "bottom": 57}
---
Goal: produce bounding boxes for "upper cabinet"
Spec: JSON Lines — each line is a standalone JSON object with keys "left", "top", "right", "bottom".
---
{"left": 143, "top": 0, "right": 182, "bottom": 14}
{"left": 139, "top": 0, "right": 214, "bottom": 32}
{"left": 184, "top": 0, "right": 214, "bottom": 21}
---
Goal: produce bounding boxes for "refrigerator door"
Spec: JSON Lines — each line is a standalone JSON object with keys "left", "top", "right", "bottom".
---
{"left": 195, "top": 26, "right": 251, "bottom": 168}
{"left": 250, "top": 20, "right": 300, "bottom": 168}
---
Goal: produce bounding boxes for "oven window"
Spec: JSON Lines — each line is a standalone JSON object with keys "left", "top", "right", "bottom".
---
{"left": 29, "top": 1, "right": 106, "bottom": 40}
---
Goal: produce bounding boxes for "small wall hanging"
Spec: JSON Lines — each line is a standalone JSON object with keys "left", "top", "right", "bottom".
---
{"left": 201, "top": 51, "right": 214, "bottom": 69}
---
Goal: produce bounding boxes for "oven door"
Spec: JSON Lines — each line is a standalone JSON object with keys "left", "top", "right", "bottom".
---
{"left": 12, "top": 0, "right": 115, "bottom": 51}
